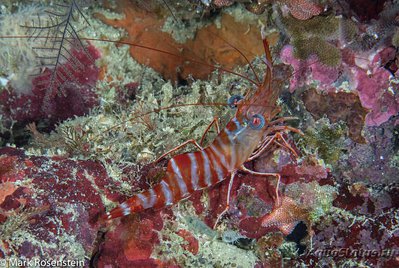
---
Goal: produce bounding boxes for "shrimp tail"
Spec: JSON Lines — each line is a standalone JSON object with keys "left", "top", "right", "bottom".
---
{"left": 103, "top": 196, "right": 143, "bottom": 220}
{"left": 103, "top": 179, "right": 171, "bottom": 220}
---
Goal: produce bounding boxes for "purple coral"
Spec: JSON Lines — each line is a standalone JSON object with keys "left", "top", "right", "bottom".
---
{"left": 282, "top": 44, "right": 398, "bottom": 126}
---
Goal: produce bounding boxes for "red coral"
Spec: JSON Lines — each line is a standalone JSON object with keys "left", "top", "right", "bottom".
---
{"left": 176, "top": 229, "right": 199, "bottom": 255}
{"left": 124, "top": 218, "right": 154, "bottom": 261}
{"left": 97, "top": 211, "right": 163, "bottom": 267}
{"left": 0, "top": 147, "right": 109, "bottom": 263}
{"left": 0, "top": 44, "right": 100, "bottom": 134}
{"left": 239, "top": 216, "right": 270, "bottom": 239}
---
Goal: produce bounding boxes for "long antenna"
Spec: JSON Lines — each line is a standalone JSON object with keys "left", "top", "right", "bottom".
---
{"left": 160, "top": 0, "right": 180, "bottom": 24}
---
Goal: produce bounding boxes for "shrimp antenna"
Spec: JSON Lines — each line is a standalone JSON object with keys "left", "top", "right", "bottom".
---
{"left": 205, "top": 30, "right": 262, "bottom": 86}
{"left": 82, "top": 37, "right": 260, "bottom": 86}
{"left": 160, "top": 0, "right": 180, "bottom": 24}
{"left": 1, "top": 34, "right": 260, "bottom": 87}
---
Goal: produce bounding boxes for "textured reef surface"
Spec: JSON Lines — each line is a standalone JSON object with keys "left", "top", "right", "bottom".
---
{"left": 0, "top": 0, "right": 398, "bottom": 267}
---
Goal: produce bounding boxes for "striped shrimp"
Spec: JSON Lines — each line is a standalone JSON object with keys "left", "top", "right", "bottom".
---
{"left": 104, "top": 35, "right": 301, "bottom": 225}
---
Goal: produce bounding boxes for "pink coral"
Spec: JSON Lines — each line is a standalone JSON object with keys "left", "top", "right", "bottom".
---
{"left": 280, "top": 45, "right": 340, "bottom": 92}
{"left": 283, "top": 0, "right": 323, "bottom": 20}
{"left": 354, "top": 52, "right": 399, "bottom": 126}
{"left": 282, "top": 44, "right": 399, "bottom": 126}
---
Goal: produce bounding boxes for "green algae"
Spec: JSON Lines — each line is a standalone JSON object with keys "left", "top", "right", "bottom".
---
{"left": 152, "top": 201, "right": 259, "bottom": 267}
{"left": 286, "top": 181, "right": 338, "bottom": 224}
{"left": 390, "top": 153, "right": 399, "bottom": 169}
{"left": 299, "top": 120, "right": 346, "bottom": 166}
{"left": 280, "top": 14, "right": 342, "bottom": 66}
{"left": 185, "top": 216, "right": 218, "bottom": 239}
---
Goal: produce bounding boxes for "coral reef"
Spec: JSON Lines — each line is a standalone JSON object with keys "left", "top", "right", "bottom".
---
{"left": 0, "top": 0, "right": 398, "bottom": 267}
{"left": 282, "top": 43, "right": 399, "bottom": 127}
{"left": 0, "top": 147, "right": 107, "bottom": 264}
{"left": 354, "top": 56, "right": 399, "bottom": 126}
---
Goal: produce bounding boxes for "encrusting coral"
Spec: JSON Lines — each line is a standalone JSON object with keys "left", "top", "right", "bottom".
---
{"left": 95, "top": 0, "right": 265, "bottom": 83}
{"left": 302, "top": 88, "right": 368, "bottom": 143}
{"left": 279, "top": 0, "right": 323, "bottom": 20}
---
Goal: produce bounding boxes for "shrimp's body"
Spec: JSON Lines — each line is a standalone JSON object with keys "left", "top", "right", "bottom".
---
{"left": 104, "top": 37, "right": 298, "bottom": 221}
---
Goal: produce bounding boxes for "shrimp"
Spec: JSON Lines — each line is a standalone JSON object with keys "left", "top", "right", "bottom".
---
{"left": 103, "top": 34, "right": 301, "bottom": 224}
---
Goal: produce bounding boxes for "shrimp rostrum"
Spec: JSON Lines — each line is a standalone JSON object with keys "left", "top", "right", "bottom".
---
{"left": 103, "top": 36, "right": 301, "bottom": 226}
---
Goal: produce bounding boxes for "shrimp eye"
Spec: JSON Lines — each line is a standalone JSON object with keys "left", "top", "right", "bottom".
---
{"left": 249, "top": 114, "right": 265, "bottom": 130}
{"left": 228, "top": 95, "right": 243, "bottom": 109}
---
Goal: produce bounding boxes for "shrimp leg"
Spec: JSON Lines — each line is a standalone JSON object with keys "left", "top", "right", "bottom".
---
{"left": 155, "top": 139, "right": 203, "bottom": 162}
{"left": 249, "top": 132, "right": 298, "bottom": 161}
{"left": 239, "top": 165, "right": 281, "bottom": 206}
{"left": 155, "top": 117, "right": 221, "bottom": 162}
{"left": 213, "top": 166, "right": 282, "bottom": 228}
{"left": 214, "top": 132, "right": 298, "bottom": 227}
{"left": 213, "top": 171, "right": 237, "bottom": 229}
{"left": 200, "top": 116, "right": 220, "bottom": 146}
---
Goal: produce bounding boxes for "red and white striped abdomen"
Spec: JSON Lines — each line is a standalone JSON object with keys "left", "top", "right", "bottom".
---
{"left": 104, "top": 144, "right": 232, "bottom": 220}
{"left": 104, "top": 117, "right": 253, "bottom": 220}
